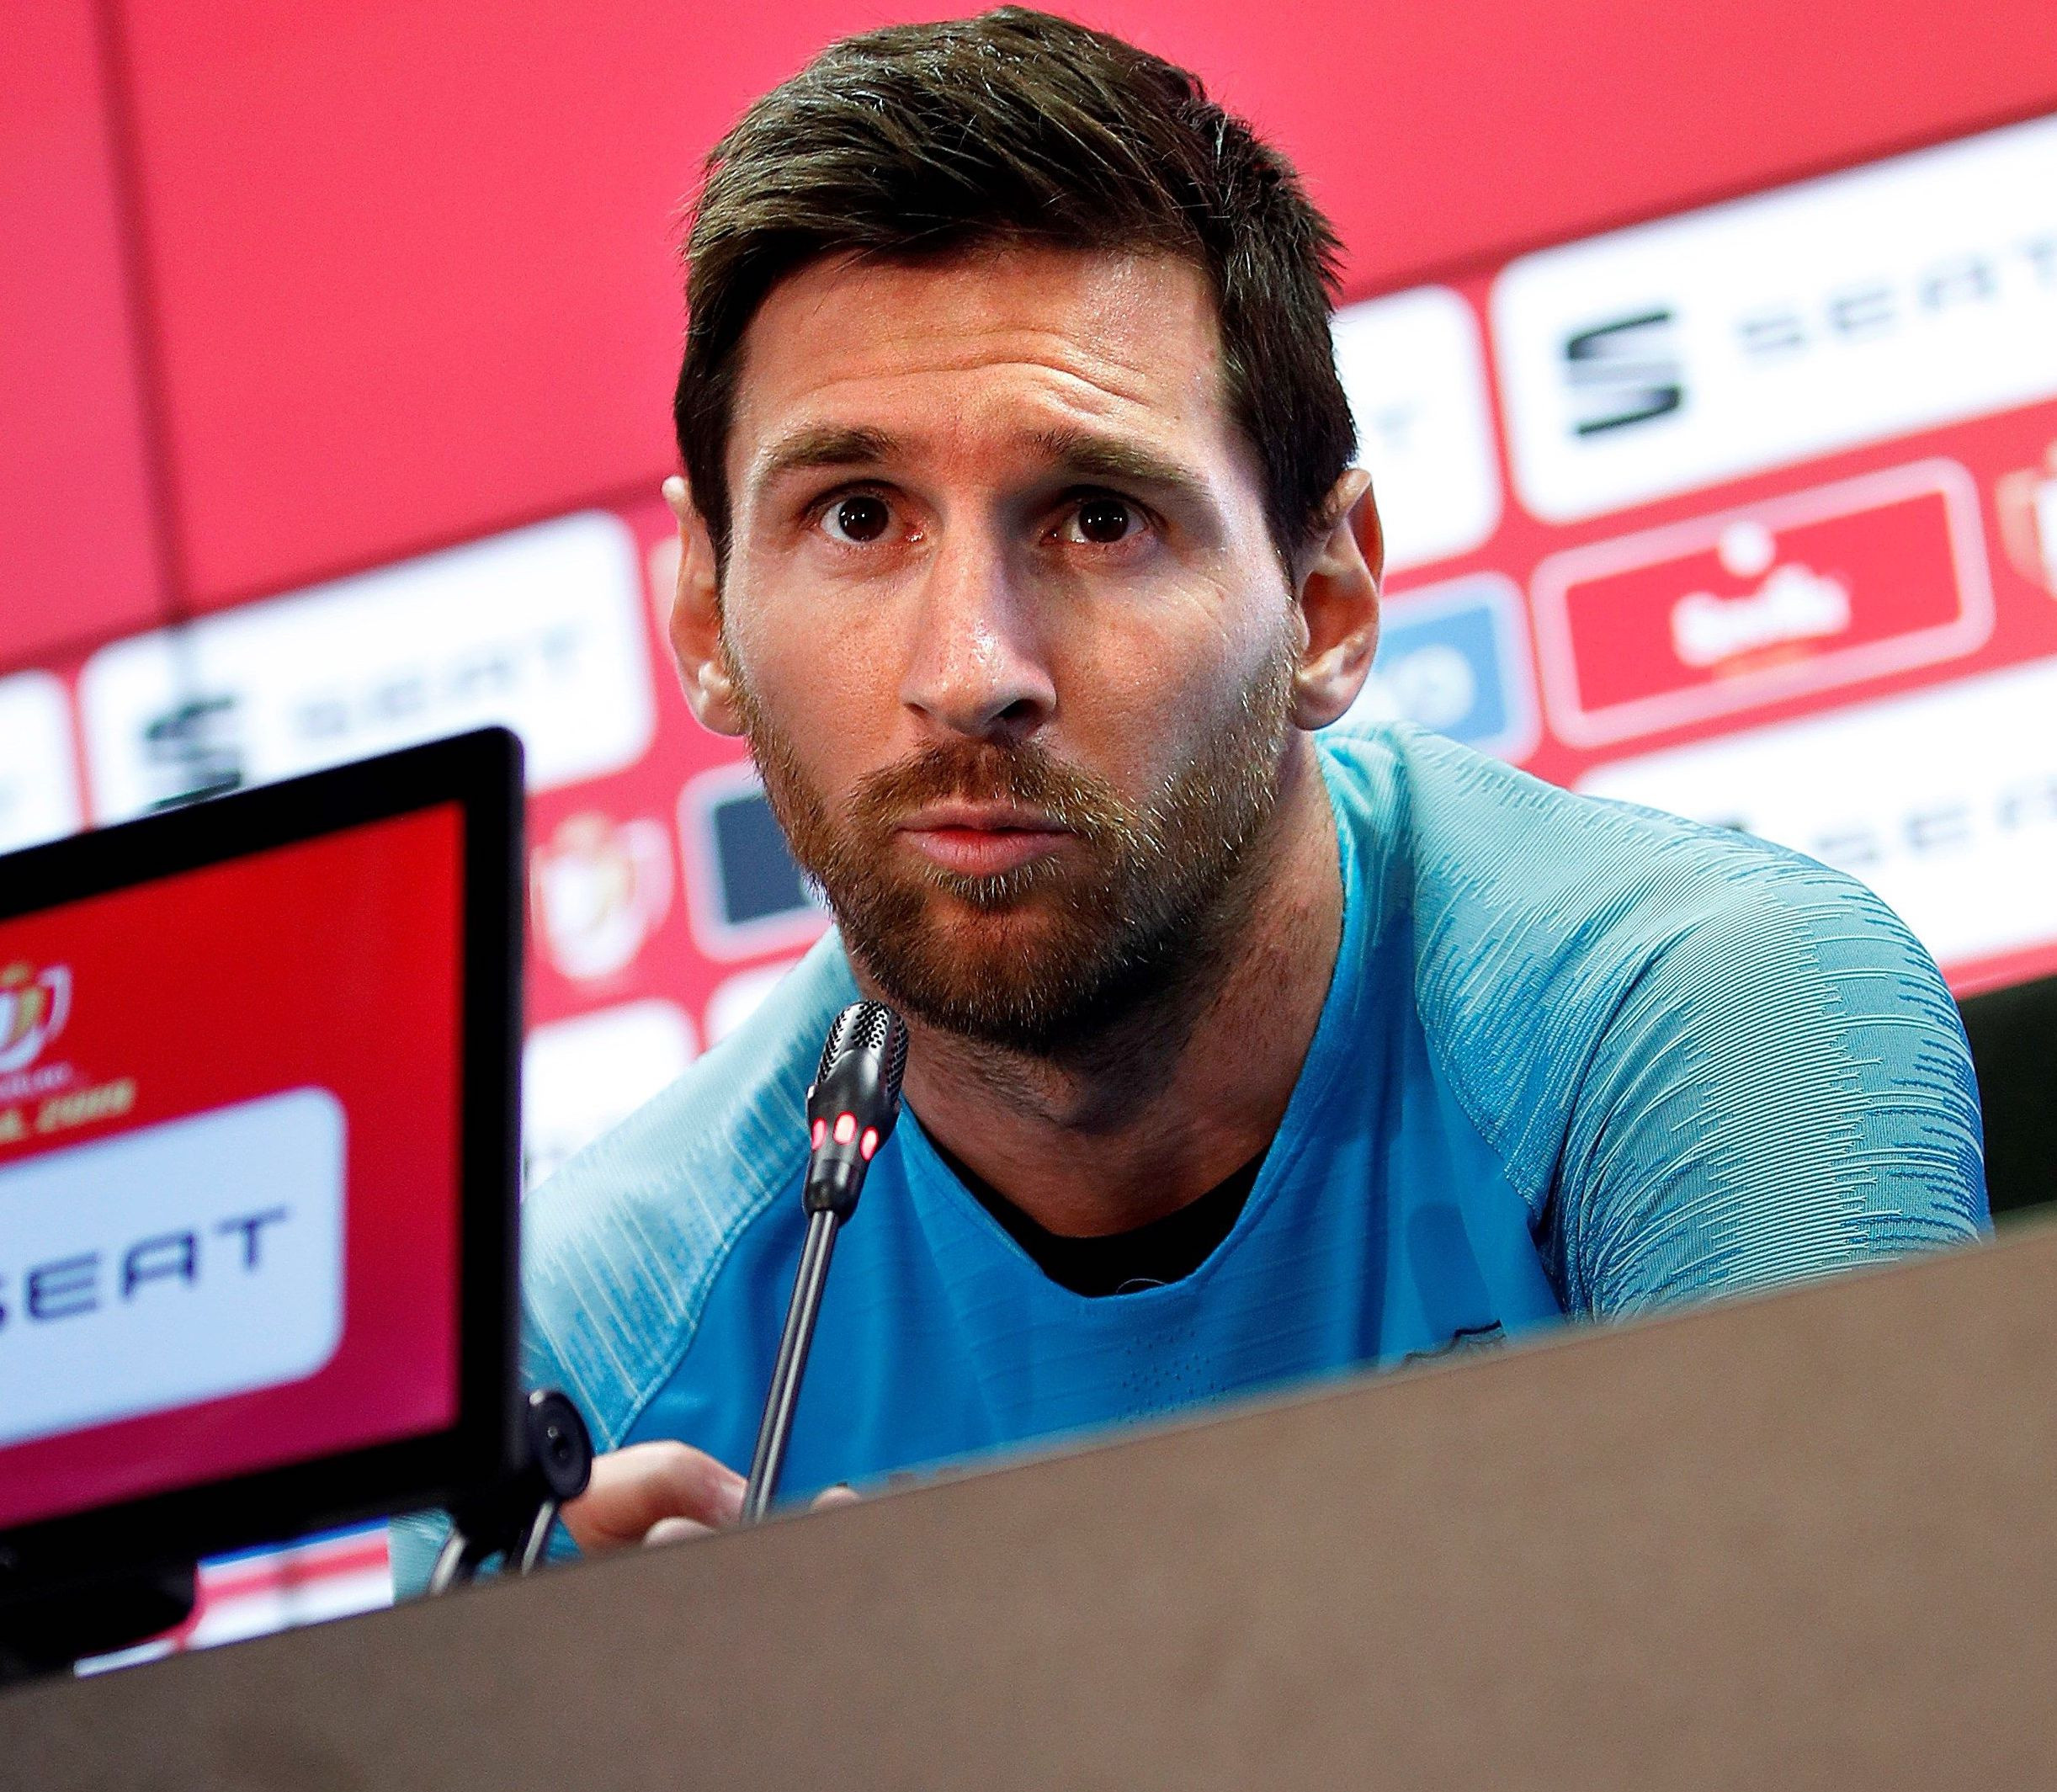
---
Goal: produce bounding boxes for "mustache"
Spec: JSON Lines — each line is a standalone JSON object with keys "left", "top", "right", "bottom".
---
{"left": 849, "top": 740, "right": 1140, "bottom": 843}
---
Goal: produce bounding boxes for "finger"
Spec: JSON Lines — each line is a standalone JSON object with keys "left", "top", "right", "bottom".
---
{"left": 811, "top": 1483, "right": 860, "bottom": 1511}
{"left": 642, "top": 1516, "right": 715, "bottom": 1549}
{"left": 561, "top": 1442, "right": 747, "bottom": 1552}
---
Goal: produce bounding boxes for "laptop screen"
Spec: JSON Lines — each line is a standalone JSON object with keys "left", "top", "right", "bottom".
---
{"left": 0, "top": 802, "right": 466, "bottom": 1533}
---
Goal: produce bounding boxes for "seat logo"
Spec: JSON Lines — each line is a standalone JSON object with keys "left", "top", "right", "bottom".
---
{"left": 1560, "top": 308, "right": 1684, "bottom": 437}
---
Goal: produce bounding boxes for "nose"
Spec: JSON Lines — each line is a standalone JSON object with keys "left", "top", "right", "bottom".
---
{"left": 897, "top": 528, "right": 1056, "bottom": 742}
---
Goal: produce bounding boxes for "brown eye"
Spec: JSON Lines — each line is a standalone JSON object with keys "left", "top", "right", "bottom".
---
{"left": 825, "top": 494, "right": 890, "bottom": 544}
{"left": 1073, "top": 496, "right": 1135, "bottom": 544}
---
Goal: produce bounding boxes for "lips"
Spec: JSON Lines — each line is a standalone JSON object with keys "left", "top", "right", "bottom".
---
{"left": 894, "top": 802, "right": 1074, "bottom": 878}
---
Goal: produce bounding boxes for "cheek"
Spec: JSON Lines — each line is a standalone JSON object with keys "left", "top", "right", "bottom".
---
{"left": 1060, "top": 588, "right": 1285, "bottom": 784}
{"left": 725, "top": 529, "right": 901, "bottom": 679}
{"left": 724, "top": 589, "right": 901, "bottom": 793}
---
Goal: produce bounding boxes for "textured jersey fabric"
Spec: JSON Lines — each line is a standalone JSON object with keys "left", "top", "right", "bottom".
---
{"left": 391, "top": 726, "right": 1986, "bottom": 1594}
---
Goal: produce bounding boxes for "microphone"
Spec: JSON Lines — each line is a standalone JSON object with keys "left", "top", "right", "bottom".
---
{"left": 741, "top": 1000, "right": 909, "bottom": 1523}
{"left": 802, "top": 1000, "right": 911, "bottom": 1219}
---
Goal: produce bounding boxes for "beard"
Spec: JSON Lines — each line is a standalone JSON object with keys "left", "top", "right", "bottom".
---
{"left": 732, "top": 640, "right": 1300, "bottom": 1058}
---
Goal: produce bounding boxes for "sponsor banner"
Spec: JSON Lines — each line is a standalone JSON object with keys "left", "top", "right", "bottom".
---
{"left": 1331, "top": 286, "right": 1502, "bottom": 572}
{"left": 78, "top": 512, "right": 655, "bottom": 820}
{"left": 1531, "top": 461, "right": 1991, "bottom": 746}
{"left": 678, "top": 762, "right": 829, "bottom": 962}
{"left": 1331, "top": 573, "right": 1537, "bottom": 761}
{"left": 1579, "top": 655, "right": 2057, "bottom": 970}
{"left": 0, "top": 672, "right": 82, "bottom": 854}
{"left": 522, "top": 999, "right": 696, "bottom": 1188}
{"left": 0, "top": 1087, "right": 346, "bottom": 1449}
{"left": 1494, "top": 113, "right": 2057, "bottom": 522}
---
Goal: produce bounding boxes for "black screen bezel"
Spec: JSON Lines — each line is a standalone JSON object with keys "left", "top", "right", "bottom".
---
{"left": 0, "top": 726, "right": 523, "bottom": 1597}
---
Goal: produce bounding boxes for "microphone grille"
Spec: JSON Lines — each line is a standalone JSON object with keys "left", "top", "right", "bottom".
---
{"left": 817, "top": 1001, "right": 908, "bottom": 1103}
{"left": 880, "top": 1010, "right": 910, "bottom": 1103}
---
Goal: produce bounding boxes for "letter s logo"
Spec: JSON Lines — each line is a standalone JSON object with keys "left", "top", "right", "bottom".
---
{"left": 1561, "top": 309, "right": 1685, "bottom": 437}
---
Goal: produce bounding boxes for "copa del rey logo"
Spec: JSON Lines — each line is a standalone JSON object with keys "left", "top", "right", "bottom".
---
{"left": 0, "top": 962, "right": 72, "bottom": 1074}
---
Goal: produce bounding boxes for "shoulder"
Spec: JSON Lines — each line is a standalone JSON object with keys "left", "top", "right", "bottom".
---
{"left": 1316, "top": 726, "right": 1967, "bottom": 1209}
{"left": 1321, "top": 720, "right": 1854, "bottom": 907}
{"left": 1317, "top": 721, "right": 1900, "bottom": 960}
{"left": 518, "top": 934, "right": 858, "bottom": 1447}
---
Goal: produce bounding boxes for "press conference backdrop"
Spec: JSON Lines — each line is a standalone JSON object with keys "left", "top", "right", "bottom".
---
{"left": 5, "top": 0, "right": 2056, "bottom": 1659}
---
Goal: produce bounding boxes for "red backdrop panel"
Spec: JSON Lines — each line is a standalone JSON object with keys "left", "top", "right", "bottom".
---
{"left": 0, "top": 0, "right": 168, "bottom": 664}
{"left": 114, "top": 0, "right": 2057, "bottom": 612}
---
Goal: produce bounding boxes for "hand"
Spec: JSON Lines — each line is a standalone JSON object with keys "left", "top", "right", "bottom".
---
{"left": 559, "top": 1443, "right": 858, "bottom": 1552}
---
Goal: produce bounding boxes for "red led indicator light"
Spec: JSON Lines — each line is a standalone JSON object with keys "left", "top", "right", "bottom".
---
{"left": 833, "top": 1113, "right": 858, "bottom": 1145}
{"left": 859, "top": 1127, "right": 880, "bottom": 1161}
{"left": 811, "top": 1119, "right": 827, "bottom": 1150}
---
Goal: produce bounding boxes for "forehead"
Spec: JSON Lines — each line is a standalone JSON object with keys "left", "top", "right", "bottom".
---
{"left": 726, "top": 246, "right": 1239, "bottom": 485}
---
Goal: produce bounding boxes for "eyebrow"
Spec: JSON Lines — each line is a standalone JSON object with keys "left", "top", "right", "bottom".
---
{"left": 751, "top": 424, "right": 901, "bottom": 488}
{"left": 1027, "top": 427, "right": 1211, "bottom": 503}
{"left": 748, "top": 420, "right": 1215, "bottom": 508}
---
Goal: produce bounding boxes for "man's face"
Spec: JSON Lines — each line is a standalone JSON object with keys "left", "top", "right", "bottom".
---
{"left": 702, "top": 245, "right": 1308, "bottom": 1052}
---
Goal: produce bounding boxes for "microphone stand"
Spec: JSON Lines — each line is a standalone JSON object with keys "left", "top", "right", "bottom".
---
{"left": 741, "top": 1206, "right": 842, "bottom": 1523}
{"left": 740, "top": 998, "right": 908, "bottom": 1523}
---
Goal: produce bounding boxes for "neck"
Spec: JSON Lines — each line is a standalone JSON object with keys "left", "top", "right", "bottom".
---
{"left": 862, "top": 736, "right": 1343, "bottom": 1239}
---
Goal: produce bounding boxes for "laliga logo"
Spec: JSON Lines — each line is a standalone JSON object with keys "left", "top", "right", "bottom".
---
{"left": 0, "top": 963, "right": 72, "bottom": 1074}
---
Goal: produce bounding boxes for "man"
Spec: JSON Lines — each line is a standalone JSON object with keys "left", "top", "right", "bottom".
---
{"left": 398, "top": 8, "right": 1984, "bottom": 1581}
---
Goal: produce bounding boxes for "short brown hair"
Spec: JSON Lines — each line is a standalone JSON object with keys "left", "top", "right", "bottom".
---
{"left": 675, "top": 8, "right": 1355, "bottom": 567}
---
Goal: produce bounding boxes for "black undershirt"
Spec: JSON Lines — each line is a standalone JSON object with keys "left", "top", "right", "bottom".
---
{"left": 933, "top": 1143, "right": 1265, "bottom": 1298}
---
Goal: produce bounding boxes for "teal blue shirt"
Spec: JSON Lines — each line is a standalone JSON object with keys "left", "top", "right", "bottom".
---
{"left": 394, "top": 728, "right": 1985, "bottom": 1593}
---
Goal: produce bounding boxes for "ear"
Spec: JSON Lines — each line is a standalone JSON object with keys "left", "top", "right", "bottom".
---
{"left": 1289, "top": 467, "right": 1383, "bottom": 731}
{"left": 663, "top": 475, "right": 747, "bottom": 737}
